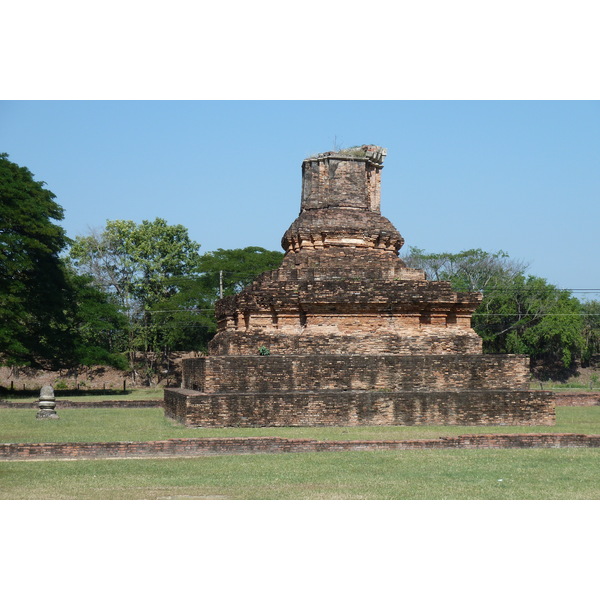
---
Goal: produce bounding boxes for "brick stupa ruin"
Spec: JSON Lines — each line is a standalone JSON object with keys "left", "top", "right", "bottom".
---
{"left": 165, "top": 145, "right": 555, "bottom": 427}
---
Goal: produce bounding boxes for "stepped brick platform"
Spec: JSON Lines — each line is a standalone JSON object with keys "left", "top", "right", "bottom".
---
{"left": 164, "top": 388, "right": 554, "bottom": 427}
{"left": 165, "top": 145, "right": 556, "bottom": 427}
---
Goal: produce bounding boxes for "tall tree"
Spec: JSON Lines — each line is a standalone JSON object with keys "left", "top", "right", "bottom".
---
{"left": 0, "top": 154, "right": 74, "bottom": 367}
{"left": 70, "top": 218, "right": 203, "bottom": 317}
{"left": 474, "top": 274, "right": 584, "bottom": 373}
{"left": 69, "top": 218, "right": 203, "bottom": 378}
{"left": 403, "top": 247, "right": 526, "bottom": 292}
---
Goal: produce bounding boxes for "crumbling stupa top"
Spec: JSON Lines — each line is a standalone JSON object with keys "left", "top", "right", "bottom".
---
{"left": 283, "top": 144, "right": 403, "bottom": 268}
{"left": 306, "top": 144, "right": 387, "bottom": 165}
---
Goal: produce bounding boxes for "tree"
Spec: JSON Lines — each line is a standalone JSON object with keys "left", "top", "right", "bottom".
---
{"left": 63, "top": 267, "right": 129, "bottom": 370}
{"left": 149, "top": 246, "right": 285, "bottom": 352}
{"left": 0, "top": 153, "right": 74, "bottom": 367}
{"left": 148, "top": 276, "right": 218, "bottom": 353}
{"left": 69, "top": 218, "right": 203, "bottom": 377}
{"left": 70, "top": 218, "right": 203, "bottom": 316}
{"left": 70, "top": 224, "right": 284, "bottom": 379}
{"left": 581, "top": 299, "right": 600, "bottom": 365}
{"left": 402, "top": 246, "right": 585, "bottom": 374}
{"left": 196, "top": 246, "right": 284, "bottom": 299}
{"left": 403, "top": 247, "right": 526, "bottom": 292}
{"left": 474, "top": 274, "right": 584, "bottom": 374}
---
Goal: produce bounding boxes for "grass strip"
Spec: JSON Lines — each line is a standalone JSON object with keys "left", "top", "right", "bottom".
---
{"left": 1, "top": 406, "right": 599, "bottom": 444}
{"left": 1, "top": 448, "right": 598, "bottom": 500}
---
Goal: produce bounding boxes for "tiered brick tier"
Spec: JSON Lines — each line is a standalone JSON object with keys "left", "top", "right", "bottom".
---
{"left": 210, "top": 277, "right": 483, "bottom": 355}
{"left": 164, "top": 354, "right": 555, "bottom": 426}
{"left": 165, "top": 389, "right": 555, "bottom": 427}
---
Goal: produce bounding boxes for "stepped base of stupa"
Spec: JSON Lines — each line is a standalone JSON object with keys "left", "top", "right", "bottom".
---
{"left": 164, "top": 354, "right": 555, "bottom": 427}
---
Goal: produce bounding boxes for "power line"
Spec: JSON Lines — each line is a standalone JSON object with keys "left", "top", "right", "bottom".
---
{"left": 143, "top": 310, "right": 600, "bottom": 316}
{"left": 473, "top": 314, "right": 600, "bottom": 317}
{"left": 147, "top": 309, "right": 215, "bottom": 313}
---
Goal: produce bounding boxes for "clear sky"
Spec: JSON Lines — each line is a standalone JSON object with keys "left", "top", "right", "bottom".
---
{"left": 2, "top": 100, "right": 599, "bottom": 295}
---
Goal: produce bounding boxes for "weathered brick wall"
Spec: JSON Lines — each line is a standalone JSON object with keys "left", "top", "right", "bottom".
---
{"left": 182, "top": 357, "right": 205, "bottom": 391}
{"left": 211, "top": 276, "right": 483, "bottom": 356}
{"left": 300, "top": 156, "right": 374, "bottom": 210}
{"left": 165, "top": 389, "right": 555, "bottom": 428}
{"left": 2, "top": 433, "right": 598, "bottom": 461}
{"left": 210, "top": 330, "right": 483, "bottom": 356}
{"left": 182, "top": 354, "right": 531, "bottom": 393}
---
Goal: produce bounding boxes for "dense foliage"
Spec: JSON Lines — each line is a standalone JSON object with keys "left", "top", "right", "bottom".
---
{"left": 149, "top": 247, "right": 284, "bottom": 354}
{"left": 403, "top": 247, "right": 591, "bottom": 377}
{"left": 581, "top": 300, "right": 600, "bottom": 364}
{"left": 63, "top": 268, "right": 129, "bottom": 369}
{"left": 70, "top": 222, "right": 284, "bottom": 380}
{"left": 0, "top": 154, "right": 74, "bottom": 367}
{"left": 69, "top": 218, "right": 205, "bottom": 376}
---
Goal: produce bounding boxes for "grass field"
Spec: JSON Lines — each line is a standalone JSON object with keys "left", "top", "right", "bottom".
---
{"left": 1, "top": 406, "right": 599, "bottom": 443}
{"left": 1, "top": 447, "right": 598, "bottom": 499}
{"left": 1, "top": 406, "right": 599, "bottom": 499}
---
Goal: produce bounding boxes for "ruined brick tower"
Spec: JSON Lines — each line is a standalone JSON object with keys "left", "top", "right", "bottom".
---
{"left": 165, "top": 146, "right": 555, "bottom": 427}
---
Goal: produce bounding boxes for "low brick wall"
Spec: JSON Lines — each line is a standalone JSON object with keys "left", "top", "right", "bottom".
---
{"left": 165, "top": 388, "right": 555, "bottom": 427}
{"left": 1, "top": 433, "right": 599, "bottom": 461}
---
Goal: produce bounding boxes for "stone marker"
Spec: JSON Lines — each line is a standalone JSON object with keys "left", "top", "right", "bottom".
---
{"left": 36, "top": 385, "right": 59, "bottom": 419}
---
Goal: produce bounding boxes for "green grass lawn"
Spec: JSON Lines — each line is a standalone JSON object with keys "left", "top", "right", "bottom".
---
{"left": 2, "top": 406, "right": 599, "bottom": 500}
{"left": 1, "top": 406, "right": 599, "bottom": 444}
{"left": 1, "top": 448, "right": 598, "bottom": 499}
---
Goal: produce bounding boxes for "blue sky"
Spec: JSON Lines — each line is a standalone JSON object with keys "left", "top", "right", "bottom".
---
{"left": 2, "top": 100, "right": 598, "bottom": 295}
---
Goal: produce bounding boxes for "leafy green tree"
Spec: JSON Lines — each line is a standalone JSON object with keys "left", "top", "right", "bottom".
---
{"left": 148, "top": 276, "right": 217, "bottom": 352}
{"left": 195, "top": 246, "right": 283, "bottom": 298}
{"left": 403, "top": 247, "right": 526, "bottom": 292}
{"left": 581, "top": 299, "right": 600, "bottom": 365}
{"left": 69, "top": 218, "right": 203, "bottom": 377}
{"left": 70, "top": 218, "right": 202, "bottom": 316}
{"left": 0, "top": 153, "right": 74, "bottom": 367}
{"left": 403, "top": 246, "right": 585, "bottom": 373}
{"left": 70, "top": 226, "right": 284, "bottom": 377}
{"left": 474, "top": 274, "right": 584, "bottom": 372}
{"left": 64, "top": 267, "right": 129, "bottom": 369}
{"left": 196, "top": 246, "right": 284, "bottom": 298}
{"left": 149, "top": 247, "right": 285, "bottom": 352}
